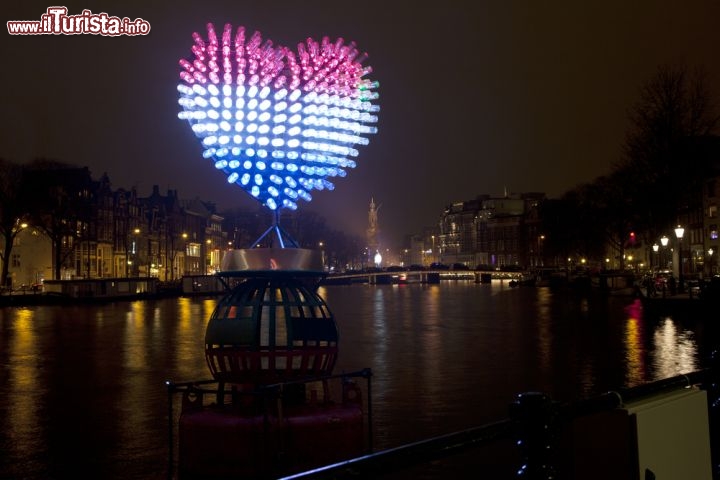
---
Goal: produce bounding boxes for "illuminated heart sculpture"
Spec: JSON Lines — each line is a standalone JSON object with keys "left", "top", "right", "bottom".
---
{"left": 177, "top": 23, "right": 380, "bottom": 211}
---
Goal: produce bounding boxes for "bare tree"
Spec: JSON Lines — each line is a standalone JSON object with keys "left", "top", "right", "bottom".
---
{"left": 24, "top": 159, "right": 93, "bottom": 280}
{"left": 0, "top": 159, "right": 31, "bottom": 288}
{"left": 619, "top": 64, "right": 720, "bottom": 232}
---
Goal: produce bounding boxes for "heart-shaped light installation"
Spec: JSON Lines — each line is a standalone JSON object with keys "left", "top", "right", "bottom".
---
{"left": 177, "top": 23, "right": 380, "bottom": 212}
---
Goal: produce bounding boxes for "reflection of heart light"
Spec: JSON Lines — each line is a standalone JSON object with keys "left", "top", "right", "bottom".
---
{"left": 177, "top": 23, "right": 380, "bottom": 211}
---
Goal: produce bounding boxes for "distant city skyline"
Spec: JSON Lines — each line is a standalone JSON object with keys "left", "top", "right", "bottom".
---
{"left": 2, "top": 1, "right": 719, "bottom": 247}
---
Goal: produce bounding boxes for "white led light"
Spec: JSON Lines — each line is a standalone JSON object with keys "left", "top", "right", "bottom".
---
{"left": 178, "top": 24, "right": 379, "bottom": 212}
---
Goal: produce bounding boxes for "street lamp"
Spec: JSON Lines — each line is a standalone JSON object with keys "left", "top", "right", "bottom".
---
{"left": 660, "top": 235, "right": 669, "bottom": 269}
{"left": 181, "top": 233, "right": 188, "bottom": 276}
{"left": 708, "top": 248, "right": 715, "bottom": 276}
{"left": 133, "top": 228, "right": 141, "bottom": 277}
{"left": 431, "top": 235, "right": 435, "bottom": 264}
{"left": 319, "top": 242, "right": 325, "bottom": 271}
{"left": 674, "top": 225, "right": 685, "bottom": 293}
{"left": 206, "top": 238, "right": 212, "bottom": 275}
{"left": 652, "top": 243, "right": 659, "bottom": 271}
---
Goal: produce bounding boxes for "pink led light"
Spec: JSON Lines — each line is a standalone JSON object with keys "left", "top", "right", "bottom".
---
{"left": 177, "top": 23, "right": 380, "bottom": 212}
{"left": 179, "top": 23, "right": 369, "bottom": 98}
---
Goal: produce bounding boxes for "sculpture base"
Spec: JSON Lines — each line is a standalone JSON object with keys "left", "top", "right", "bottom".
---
{"left": 219, "top": 248, "right": 324, "bottom": 276}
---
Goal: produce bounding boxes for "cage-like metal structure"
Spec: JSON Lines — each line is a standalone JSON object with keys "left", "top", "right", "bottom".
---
{"left": 205, "top": 274, "right": 338, "bottom": 387}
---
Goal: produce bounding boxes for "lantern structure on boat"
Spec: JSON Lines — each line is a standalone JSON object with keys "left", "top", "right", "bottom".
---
{"left": 173, "top": 23, "right": 376, "bottom": 479}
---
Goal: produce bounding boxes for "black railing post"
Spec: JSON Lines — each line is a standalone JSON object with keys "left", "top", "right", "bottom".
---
{"left": 702, "top": 350, "right": 720, "bottom": 479}
{"left": 510, "top": 391, "right": 558, "bottom": 479}
{"left": 166, "top": 380, "right": 174, "bottom": 480}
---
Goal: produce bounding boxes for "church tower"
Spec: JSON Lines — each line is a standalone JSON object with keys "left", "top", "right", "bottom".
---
{"left": 366, "top": 198, "right": 380, "bottom": 265}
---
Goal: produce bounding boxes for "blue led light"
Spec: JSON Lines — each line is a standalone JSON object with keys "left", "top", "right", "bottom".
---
{"left": 178, "top": 26, "right": 380, "bottom": 211}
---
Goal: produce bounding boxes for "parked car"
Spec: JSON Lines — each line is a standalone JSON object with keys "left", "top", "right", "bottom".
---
{"left": 385, "top": 265, "right": 406, "bottom": 272}
{"left": 430, "top": 262, "right": 450, "bottom": 270}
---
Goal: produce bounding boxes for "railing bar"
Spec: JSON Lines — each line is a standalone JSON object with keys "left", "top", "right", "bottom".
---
{"left": 562, "top": 369, "right": 710, "bottom": 419}
{"left": 278, "top": 419, "right": 515, "bottom": 479}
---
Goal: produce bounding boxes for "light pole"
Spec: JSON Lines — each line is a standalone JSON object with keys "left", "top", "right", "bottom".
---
{"left": 652, "top": 243, "right": 659, "bottom": 271}
{"left": 133, "top": 228, "right": 141, "bottom": 277}
{"left": 319, "top": 241, "right": 325, "bottom": 271}
{"left": 180, "top": 233, "right": 188, "bottom": 277}
{"left": 708, "top": 248, "right": 714, "bottom": 276}
{"left": 206, "top": 239, "right": 212, "bottom": 275}
{"left": 674, "top": 225, "right": 684, "bottom": 293}
{"left": 431, "top": 235, "right": 435, "bottom": 265}
{"left": 660, "top": 235, "right": 669, "bottom": 269}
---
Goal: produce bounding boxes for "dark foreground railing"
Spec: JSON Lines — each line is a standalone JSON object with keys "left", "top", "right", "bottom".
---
{"left": 280, "top": 352, "right": 720, "bottom": 480}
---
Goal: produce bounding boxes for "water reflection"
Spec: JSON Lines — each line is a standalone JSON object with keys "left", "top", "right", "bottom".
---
{"left": 535, "top": 288, "right": 553, "bottom": 379}
{"left": 653, "top": 317, "right": 698, "bottom": 379}
{"left": 0, "top": 284, "right": 716, "bottom": 479}
{"left": 372, "top": 287, "right": 388, "bottom": 370}
{"left": 623, "top": 298, "right": 701, "bottom": 387}
{"left": 6, "top": 308, "right": 41, "bottom": 467}
{"left": 624, "top": 299, "right": 647, "bottom": 387}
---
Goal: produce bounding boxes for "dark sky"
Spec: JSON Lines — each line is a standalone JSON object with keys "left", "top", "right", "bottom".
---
{"left": 2, "top": 1, "right": 719, "bottom": 248}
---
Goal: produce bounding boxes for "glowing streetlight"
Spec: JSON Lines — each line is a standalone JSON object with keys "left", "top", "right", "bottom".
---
{"left": 374, "top": 251, "right": 382, "bottom": 268}
{"left": 652, "top": 243, "right": 659, "bottom": 271}
{"left": 708, "top": 248, "right": 715, "bottom": 276}
{"left": 674, "top": 226, "right": 685, "bottom": 292}
{"left": 660, "top": 235, "right": 669, "bottom": 269}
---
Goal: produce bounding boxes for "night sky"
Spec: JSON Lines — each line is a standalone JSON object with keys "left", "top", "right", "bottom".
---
{"left": 2, "top": 1, "right": 719, "bottom": 248}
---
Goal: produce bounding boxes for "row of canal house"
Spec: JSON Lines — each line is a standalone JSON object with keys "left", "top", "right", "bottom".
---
{"left": 432, "top": 192, "right": 546, "bottom": 270}
{"left": 417, "top": 172, "right": 720, "bottom": 276}
{"left": 404, "top": 138, "right": 720, "bottom": 273}
{"left": 6, "top": 174, "right": 228, "bottom": 287}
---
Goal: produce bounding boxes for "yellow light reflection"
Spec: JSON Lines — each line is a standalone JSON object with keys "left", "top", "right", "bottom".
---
{"left": 174, "top": 297, "right": 217, "bottom": 380}
{"left": 7, "top": 308, "right": 39, "bottom": 457}
{"left": 624, "top": 299, "right": 646, "bottom": 387}
{"left": 535, "top": 288, "right": 553, "bottom": 374}
{"left": 124, "top": 301, "right": 148, "bottom": 371}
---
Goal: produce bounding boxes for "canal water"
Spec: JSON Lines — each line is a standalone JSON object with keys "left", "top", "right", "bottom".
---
{"left": 0, "top": 281, "right": 716, "bottom": 479}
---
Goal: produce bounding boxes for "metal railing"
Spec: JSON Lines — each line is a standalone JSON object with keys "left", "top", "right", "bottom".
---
{"left": 164, "top": 355, "right": 720, "bottom": 479}
{"left": 280, "top": 359, "right": 720, "bottom": 479}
